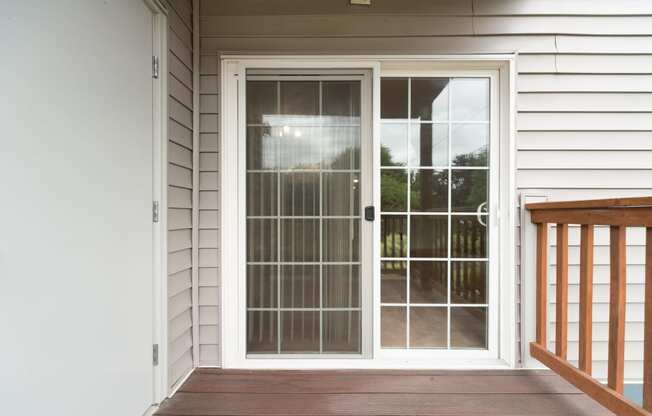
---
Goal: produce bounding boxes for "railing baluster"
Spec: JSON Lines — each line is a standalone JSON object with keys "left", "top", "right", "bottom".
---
{"left": 527, "top": 197, "right": 652, "bottom": 416}
{"left": 644, "top": 227, "right": 652, "bottom": 411}
{"left": 579, "top": 224, "right": 594, "bottom": 374}
{"left": 556, "top": 223, "right": 569, "bottom": 359}
{"left": 536, "top": 222, "right": 548, "bottom": 346}
{"left": 608, "top": 225, "right": 626, "bottom": 394}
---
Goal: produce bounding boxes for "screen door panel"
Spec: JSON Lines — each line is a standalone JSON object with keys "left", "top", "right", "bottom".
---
{"left": 245, "top": 75, "right": 364, "bottom": 355}
{"left": 380, "top": 77, "right": 490, "bottom": 350}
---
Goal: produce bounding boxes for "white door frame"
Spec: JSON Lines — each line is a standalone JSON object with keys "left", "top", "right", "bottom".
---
{"left": 220, "top": 55, "right": 517, "bottom": 369}
{"left": 142, "top": 0, "right": 169, "bottom": 406}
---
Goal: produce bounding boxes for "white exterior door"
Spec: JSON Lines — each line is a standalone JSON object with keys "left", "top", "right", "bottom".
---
{"left": 0, "top": 1, "right": 159, "bottom": 414}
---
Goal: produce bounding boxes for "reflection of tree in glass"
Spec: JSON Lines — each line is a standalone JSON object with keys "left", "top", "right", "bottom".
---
{"left": 380, "top": 146, "right": 408, "bottom": 213}
{"left": 380, "top": 216, "right": 407, "bottom": 258}
{"left": 410, "top": 170, "right": 447, "bottom": 212}
{"left": 451, "top": 147, "right": 488, "bottom": 212}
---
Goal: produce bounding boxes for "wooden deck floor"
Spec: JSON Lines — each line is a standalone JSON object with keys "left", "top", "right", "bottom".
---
{"left": 156, "top": 369, "right": 614, "bottom": 416}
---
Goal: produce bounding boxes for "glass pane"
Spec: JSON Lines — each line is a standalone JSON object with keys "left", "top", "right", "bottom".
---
{"left": 323, "top": 219, "right": 360, "bottom": 262}
{"left": 280, "top": 81, "right": 319, "bottom": 118}
{"left": 409, "top": 169, "right": 448, "bottom": 212}
{"left": 409, "top": 123, "right": 448, "bottom": 167}
{"left": 410, "top": 307, "right": 447, "bottom": 348}
{"left": 322, "top": 81, "right": 360, "bottom": 120}
{"left": 247, "top": 265, "right": 277, "bottom": 308}
{"left": 381, "top": 78, "right": 408, "bottom": 119}
{"left": 279, "top": 172, "right": 319, "bottom": 216}
{"left": 451, "top": 215, "right": 487, "bottom": 258}
{"left": 280, "top": 311, "right": 319, "bottom": 352}
{"left": 323, "top": 265, "right": 360, "bottom": 308}
{"left": 247, "top": 81, "right": 277, "bottom": 124}
{"left": 380, "top": 215, "right": 407, "bottom": 258}
{"left": 323, "top": 172, "right": 360, "bottom": 217}
{"left": 381, "top": 169, "right": 407, "bottom": 212}
{"left": 451, "top": 170, "right": 488, "bottom": 212}
{"left": 247, "top": 173, "right": 277, "bottom": 216}
{"left": 451, "top": 78, "right": 489, "bottom": 121}
{"left": 247, "top": 219, "right": 277, "bottom": 262}
{"left": 451, "top": 124, "right": 488, "bottom": 166}
{"left": 246, "top": 78, "right": 363, "bottom": 355}
{"left": 278, "top": 126, "right": 321, "bottom": 170}
{"left": 246, "top": 126, "right": 276, "bottom": 170}
{"left": 410, "top": 78, "right": 449, "bottom": 121}
{"left": 381, "top": 123, "right": 408, "bottom": 166}
{"left": 381, "top": 306, "right": 406, "bottom": 348}
{"left": 247, "top": 311, "right": 277, "bottom": 353}
{"left": 381, "top": 261, "right": 406, "bottom": 303}
{"left": 280, "top": 219, "right": 319, "bottom": 262}
{"left": 451, "top": 261, "right": 487, "bottom": 304}
{"left": 450, "top": 307, "right": 487, "bottom": 348}
{"left": 280, "top": 265, "right": 319, "bottom": 308}
{"left": 410, "top": 261, "right": 447, "bottom": 304}
{"left": 323, "top": 311, "right": 360, "bottom": 353}
{"left": 410, "top": 216, "right": 447, "bottom": 258}
{"left": 322, "top": 126, "right": 360, "bottom": 170}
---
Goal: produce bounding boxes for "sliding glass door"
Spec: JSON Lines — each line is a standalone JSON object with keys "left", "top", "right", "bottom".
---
{"left": 244, "top": 70, "right": 372, "bottom": 356}
{"left": 379, "top": 76, "right": 494, "bottom": 351}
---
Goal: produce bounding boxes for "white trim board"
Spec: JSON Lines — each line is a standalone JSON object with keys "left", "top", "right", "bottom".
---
{"left": 219, "top": 55, "right": 517, "bottom": 369}
{"left": 143, "top": 0, "right": 169, "bottom": 403}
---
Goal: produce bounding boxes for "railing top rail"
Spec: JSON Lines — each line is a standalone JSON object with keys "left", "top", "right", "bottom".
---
{"left": 526, "top": 196, "right": 652, "bottom": 211}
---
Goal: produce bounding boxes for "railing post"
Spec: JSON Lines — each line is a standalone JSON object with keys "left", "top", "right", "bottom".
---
{"left": 644, "top": 227, "right": 652, "bottom": 411}
{"left": 608, "top": 225, "right": 626, "bottom": 394}
{"left": 536, "top": 222, "right": 548, "bottom": 346}
{"left": 579, "top": 224, "right": 594, "bottom": 374}
{"left": 556, "top": 223, "right": 569, "bottom": 359}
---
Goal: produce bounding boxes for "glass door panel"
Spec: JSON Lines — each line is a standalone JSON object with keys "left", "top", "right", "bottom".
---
{"left": 380, "top": 76, "right": 490, "bottom": 350}
{"left": 245, "top": 75, "right": 365, "bottom": 355}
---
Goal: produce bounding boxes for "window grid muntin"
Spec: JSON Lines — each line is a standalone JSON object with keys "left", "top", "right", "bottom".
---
{"left": 246, "top": 78, "right": 363, "bottom": 355}
{"left": 380, "top": 76, "right": 489, "bottom": 350}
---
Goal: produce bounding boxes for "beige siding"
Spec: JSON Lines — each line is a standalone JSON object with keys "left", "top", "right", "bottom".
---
{"left": 198, "top": 0, "right": 652, "bottom": 380}
{"left": 197, "top": 53, "right": 220, "bottom": 366}
{"left": 167, "top": 0, "right": 195, "bottom": 389}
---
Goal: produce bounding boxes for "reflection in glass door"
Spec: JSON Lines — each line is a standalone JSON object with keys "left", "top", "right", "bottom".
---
{"left": 379, "top": 77, "right": 491, "bottom": 350}
{"left": 245, "top": 72, "right": 369, "bottom": 355}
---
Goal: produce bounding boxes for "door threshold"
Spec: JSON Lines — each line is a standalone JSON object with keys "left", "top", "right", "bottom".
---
{"left": 224, "top": 358, "right": 512, "bottom": 370}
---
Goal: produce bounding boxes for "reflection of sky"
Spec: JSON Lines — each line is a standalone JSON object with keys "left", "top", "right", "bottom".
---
{"left": 259, "top": 115, "right": 360, "bottom": 169}
{"left": 450, "top": 79, "right": 489, "bottom": 121}
{"left": 451, "top": 124, "right": 488, "bottom": 162}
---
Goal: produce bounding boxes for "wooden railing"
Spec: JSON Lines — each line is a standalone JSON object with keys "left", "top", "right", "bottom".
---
{"left": 527, "top": 196, "right": 652, "bottom": 416}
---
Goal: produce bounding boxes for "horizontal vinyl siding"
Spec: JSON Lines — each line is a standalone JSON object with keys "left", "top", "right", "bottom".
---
{"left": 197, "top": 53, "right": 220, "bottom": 366}
{"left": 168, "top": 0, "right": 194, "bottom": 389}
{"left": 198, "top": 0, "right": 652, "bottom": 378}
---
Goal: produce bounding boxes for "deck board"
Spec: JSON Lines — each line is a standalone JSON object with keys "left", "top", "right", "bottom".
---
{"left": 156, "top": 369, "right": 614, "bottom": 416}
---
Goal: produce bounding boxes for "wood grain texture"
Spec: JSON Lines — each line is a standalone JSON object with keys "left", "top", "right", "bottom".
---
{"left": 644, "top": 227, "right": 652, "bottom": 411}
{"left": 579, "top": 224, "right": 594, "bottom": 374}
{"left": 608, "top": 225, "right": 626, "bottom": 394}
{"left": 530, "top": 207, "right": 652, "bottom": 227}
{"left": 526, "top": 196, "right": 652, "bottom": 211}
{"left": 156, "top": 369, "right": 613, "bottom": 416}
{"left": 536, "top": 223, "right": 548, "bottom": 345}
{"left": 556, "top": 223, "right": 569, "bottom": 359}
{"left": 530, "top": 343, "right": 647, "bottom": 416}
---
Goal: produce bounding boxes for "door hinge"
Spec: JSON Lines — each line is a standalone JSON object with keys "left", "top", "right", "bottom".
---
{"left": 152, "top": 201, "right": 160, "bottom": 223}
{"left": 152, "top": 55, "right": 159, "bottom": 79}
{"left": 153, "top": 344, "right": 159, "bottom": 366}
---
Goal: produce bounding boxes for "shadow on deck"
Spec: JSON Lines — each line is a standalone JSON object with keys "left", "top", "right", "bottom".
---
{"left": 155, "top": 369, "right": 614, "bottom": 415}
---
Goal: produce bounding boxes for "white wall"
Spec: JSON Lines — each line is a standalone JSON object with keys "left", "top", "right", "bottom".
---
{"left": 0, "top": 1, "right": 159, "bottom": 414}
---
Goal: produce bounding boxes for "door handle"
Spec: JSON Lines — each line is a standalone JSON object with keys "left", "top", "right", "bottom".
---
{"left": 364, "top": 206, "right": 375, "bottom": 221}
{"left": 476, "top": 201, "right": 487, "bottom": 227}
